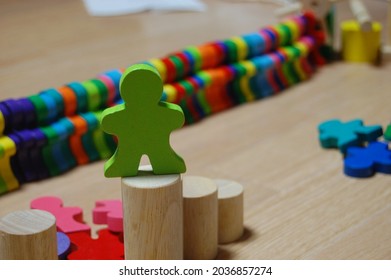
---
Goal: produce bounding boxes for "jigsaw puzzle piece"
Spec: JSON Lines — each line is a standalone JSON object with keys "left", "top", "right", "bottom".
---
{"left": 30, "top": 196, "right": 90, "bottom": 234}
{"left": 318, "top": 119, "right": 382, "bottom": 153}
{"left": 57, "top": 231, "right": 71, "bottom": 260}
{"left": 384, "top": 123, "right": 391, "bottom": 141}
{"left": 344, "top": 141, "right": 391, "bottom": 178}
{"left": 67, "top": 229, "right": 124, "bottom": 260}
{"left": 93, "top": 200, "right": 123, "bottom": 232}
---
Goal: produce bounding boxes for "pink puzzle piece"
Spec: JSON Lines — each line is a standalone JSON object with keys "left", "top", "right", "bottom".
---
{"left": 30, "top": 196, "right": 90, "bottom": 234}
{"left": 93, "top": 200, "right": 123, "bottom": 232}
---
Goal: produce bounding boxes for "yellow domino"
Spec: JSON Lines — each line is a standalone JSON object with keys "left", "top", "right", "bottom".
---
{"left": 240, "top": 61, "right": 257, "bottom": 102}
{"left": 231, "top": 37, "right": 248, "bottom": 61}
{"left": 149, "top": 58, "right": 167, "bottom": 83}
{"left": 0, "top": 136, "right": 19, "bottom": 192}
{"left": 0, "top": 111, "right": 4, "bottom": 136}
{"left": 295, "top": 41, "right": 309, "bottom": 56}
{"left": 163, "top": 84, "right": 177, "bottom": 103}
{"left": 284, "top": 19, "right": 300, "bottom": 43}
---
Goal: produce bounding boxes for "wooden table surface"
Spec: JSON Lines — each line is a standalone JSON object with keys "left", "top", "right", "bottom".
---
{"left": 1, "top": 0, "right": 391, "bottom": 260}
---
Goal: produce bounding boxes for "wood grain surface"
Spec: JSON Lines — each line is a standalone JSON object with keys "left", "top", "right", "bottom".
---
{"left": 0, "top": 0, "right": 390, "bottom": 259}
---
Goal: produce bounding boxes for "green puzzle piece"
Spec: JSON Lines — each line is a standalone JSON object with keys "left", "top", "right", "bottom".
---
{"left": 101, "top": 63, "right": 186, "bottom": 177}
{"left": 318, "top": 119, "right": 383, "bottom": 154}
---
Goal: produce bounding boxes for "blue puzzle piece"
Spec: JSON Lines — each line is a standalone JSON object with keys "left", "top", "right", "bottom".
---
{"left": 344, "top": 141, "right": 391, "bottom": 178}
{"left": 318, "top": 119, "right": 383, "bottom": 153}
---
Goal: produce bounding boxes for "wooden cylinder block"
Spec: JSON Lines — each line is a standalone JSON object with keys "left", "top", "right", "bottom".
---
{"left": 0, "top": 209, "right": 58, "bottom": 260}
{"left": 341, "top": 20, "right": 382, "bottom": 63}
{"left": 121, "top": 166, "right": 183, "bottom": 260}
{"left": 215, "top": 179, "right": 244, "bottom": 244}
{"left": 183, "top": 175, "right": 218, "bottom": 260}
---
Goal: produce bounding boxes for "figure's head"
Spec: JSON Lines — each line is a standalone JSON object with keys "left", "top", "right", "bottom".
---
{"left": 119, "top": 64, "right": 163, "bottom": 105}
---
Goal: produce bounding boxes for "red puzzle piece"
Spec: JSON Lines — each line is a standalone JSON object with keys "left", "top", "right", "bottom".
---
{"left": 30, "top": 196, "right": 90, "bottom": 234}
{"left": 67, "top": 229, "right": 124, "bottom": 260}
{"left": 93, "top": 200, "right": 123, "bottom": 232}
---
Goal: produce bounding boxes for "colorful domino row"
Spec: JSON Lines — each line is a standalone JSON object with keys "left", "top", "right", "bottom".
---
{"left": 0, "top": 11, "right": 324, "bottom": 136}
{"left": 0, "top": 37, "right": 321, "bottom": 194}
{"left": 0, "top": 71, "right": 123, "bottom": 136}
{"left": 145, "top": 11, "right": 322, "bottom": 84}
{"left": 0, "top": 11, "right": 328, "bottom": 194}
{"left": 0, "top": 111, "right": 117, "bottom": 195}
{"left": 161, "top": 36, "right": 317, "bottom": 124}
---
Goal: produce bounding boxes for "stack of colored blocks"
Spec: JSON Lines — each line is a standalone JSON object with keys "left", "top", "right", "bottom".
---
{"left": 0, "top": 11, "right": 328, "bottom": 195}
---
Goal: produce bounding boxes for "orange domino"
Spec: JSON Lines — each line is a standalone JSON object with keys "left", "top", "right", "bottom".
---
{"left": 199, "top": 44, "right": 218, "bottom": 69}
{"left": 58, "top": 86, "right": 78, "bottom": 117}
{"left": 68, "top": 115, "right": 89, "bottom": 165}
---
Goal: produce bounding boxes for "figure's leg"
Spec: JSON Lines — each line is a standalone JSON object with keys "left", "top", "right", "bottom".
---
{"left": 149, "top": 149, "right": 186, "bottom": 175}
{"left": 104, "top": 149, "right": 141, "bottom": 177}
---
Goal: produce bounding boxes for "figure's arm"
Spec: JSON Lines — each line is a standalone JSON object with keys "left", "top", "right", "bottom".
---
{"left": 159, "top": 102, "right": 185, "bottom": 129}
{"left": 101, "top": 104, "right": 125, "bottom": 135}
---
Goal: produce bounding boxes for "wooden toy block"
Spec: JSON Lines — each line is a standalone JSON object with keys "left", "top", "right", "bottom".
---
{"left": 0, "top": 209, "right": 58, "bottom": 260}
{"left": 318, "top": 119, "right": 383, "bottom": 154}
{"left": 30, "top": 196, "right": 90, "bottom": 234}
{"left": 67, "top": 229, "right": 124, "bottom": 260}
{"left": 121, "top": 165, "right": 183, "bottom": 260}
{"left": 93, "top": 200, "right": 123, "bottom": 232}
{"left": 341, "top": 20, "right": 382, "bottom": 63}
{"left": 0, "top": 136, "right": 19, "bottom": 195}
{"left": 101, "top": 63, "right": 186, "bottom": 177}
{"left": 215, "top": 179, "right": 244, "bottom": 244}
{"left": 57, "top": 231, "right": 71, "bottom": 260}
{"left": 344, "top": 141, "right": 391, "bottom": 178}
{"left": 183, "top": 175, "right": 218, "bottom": 260}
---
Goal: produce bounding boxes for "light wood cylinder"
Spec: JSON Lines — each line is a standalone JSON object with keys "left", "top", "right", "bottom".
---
{"left": 121, "top": 166, "right": 183, "bottom": 260}
{"left": 0, "top": 209, "right": 58, "bottom": 260}
{"left": 183, "top": 175, "right": 218, "bottom": 260}
{"left": 215, "top": 179, "right": 244, "bottom": 244}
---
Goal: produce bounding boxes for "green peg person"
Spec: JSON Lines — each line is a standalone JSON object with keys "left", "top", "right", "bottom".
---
{"left": 100, "top": 63, "right": 186, "bottom": 177}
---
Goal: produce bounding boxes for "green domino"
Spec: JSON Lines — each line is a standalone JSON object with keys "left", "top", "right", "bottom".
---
{"left": 196, "top": 89, "right": 211, "bottom": 116}
{"left": 40, "top": 126, "right": 60, "bottom": 176}
{"left": 28, "top": 95, "right": 48, "bottom": 126}
{"left": 91, "top": 111, "right": 112, "bottom": 159}
{"left": 169, "top": 55, "right": 184, "bottom": 80}
{"left": 82, "top": 81, "right": 101, "bottom": 111}
{"left": 179, "top": 80, "right": 195, "bottom": 96}
{"left": 59, "top": 118, "right": 77, "bottom": 168}
{"left": 185, "top": 46, "right": 202, "bottom": 72}
{"left": 197, "top": 71, "right": 212, "bottom": 87}
{"left": 276, "top": 24, "right": 292, "bottom": 46}
{"left": 384, "top": 124, "right": 391, "bottom": 141}
{"left": 180, "top": 99, "right": 194, "bottom": 124}
{"left": 91, "top": 79, "right": 109, "bottom": 108}
{"left": 81, "top": 113, "right": 100, "bottom": 162}
{"left": 224, "top": 39, "right": 238, "bottom": 63}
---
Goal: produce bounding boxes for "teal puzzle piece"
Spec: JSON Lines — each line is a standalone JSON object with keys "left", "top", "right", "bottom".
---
{"left": 101, "top": 64, "right": 186, "bottom": 177}
{"left": 318, "top": 119, "right": 383, "bottom": 153}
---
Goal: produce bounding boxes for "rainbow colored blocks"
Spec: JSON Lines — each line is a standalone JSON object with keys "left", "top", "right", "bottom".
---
{"left": 0, "top": 11, "right": 329, "bottom": 194}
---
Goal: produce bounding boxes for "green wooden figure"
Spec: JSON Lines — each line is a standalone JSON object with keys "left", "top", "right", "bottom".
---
{"left": 100, "top": 64, "right": 186, "bottom": 177}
